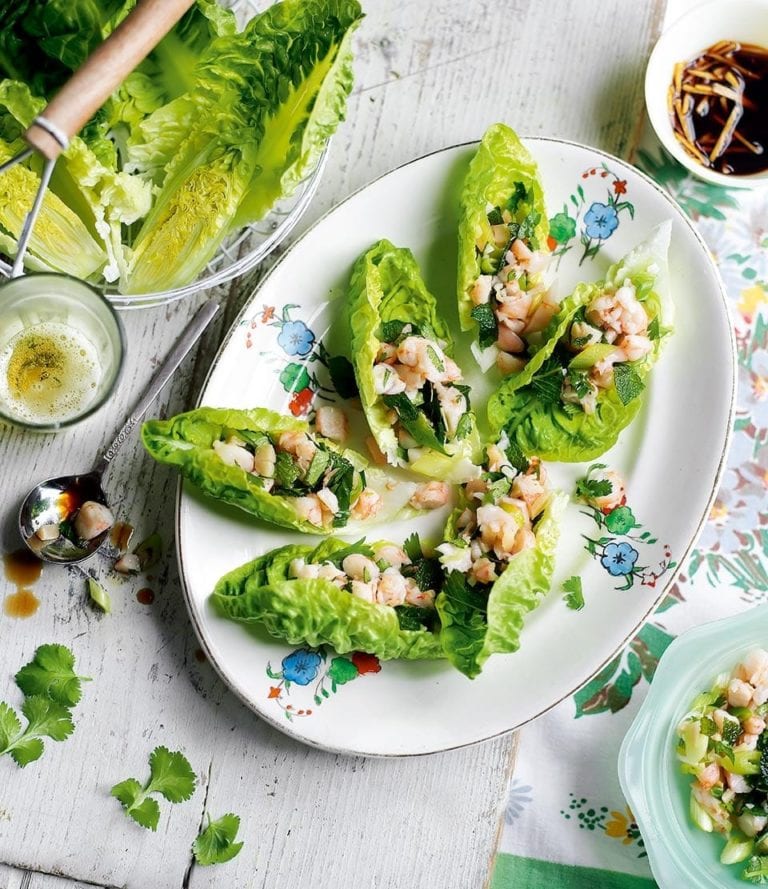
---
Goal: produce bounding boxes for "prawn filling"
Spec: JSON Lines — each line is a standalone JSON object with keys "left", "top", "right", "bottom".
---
{"left": 287, "top": 534, "right": 441, "bottom": 631}
{"left": 469, "top": 201, "right": 555, "bottom": 367}
{"left": 540, "top": 278, "right": 655, "bottom": 417}
{"left": 372, "top": 320, "right": 473, "bottom": 463}
{"left": 437, "top": 436, "right": 550, "bottom": 588}
{"left": 677, "top": 648, "right": 768, "bottom": 872}
{"left": 211, "top": 536, "right": 446, "bottom": 661}
{"left": 211, "top": 427, "right": 374, "bottom": 529}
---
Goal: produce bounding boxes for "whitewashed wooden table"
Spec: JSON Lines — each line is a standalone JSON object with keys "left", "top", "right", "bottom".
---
{"left": 0, "top": 2, "right": 665, "bottom": 887}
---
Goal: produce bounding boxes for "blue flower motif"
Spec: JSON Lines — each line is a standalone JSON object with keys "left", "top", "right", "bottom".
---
{"left": 504, "top": 778, "right": 533, "bottom": 824}
{"left": 278, "top": 320, "right": 315, "bottom": 357}
{"left": 584, "top": 202, "right": 619, "bottom": 240}
{"left": 281, "top": 648, "right": 322, "bottom": 685}
{"left": 601, "top": 541, "right": 639, "bottom": 577}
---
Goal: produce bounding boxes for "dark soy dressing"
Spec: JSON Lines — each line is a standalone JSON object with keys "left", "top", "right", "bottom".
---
{"left": 670, "top": 41, "right": 768, "bottom": 175}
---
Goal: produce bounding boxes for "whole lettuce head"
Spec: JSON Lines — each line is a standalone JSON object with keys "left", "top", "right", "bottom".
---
{"left": 348, "top": 239, "right": 482, "bottom": 482}
{"left": 487, "top": 222, "right": 673, "bottom": 462}
{"left": 457, "top": 123, "right": 549, "bottom": 337}
{"left": 211, "top": 537, "right": 445, "bottom": 660}
{"left": 436, "top": 490, "right": 568, "bottom": 679}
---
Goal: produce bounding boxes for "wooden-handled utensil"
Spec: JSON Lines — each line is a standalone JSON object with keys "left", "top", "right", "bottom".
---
{"left": 0, "top": 0, "right": 196, "bottom": 278}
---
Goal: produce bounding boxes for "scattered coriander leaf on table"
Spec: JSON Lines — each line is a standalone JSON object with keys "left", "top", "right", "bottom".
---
{"left": 15, "top": 643, "right": 90, "bottom": 706}
{"left": 562, "top": 576, "right": 585, "bottom": 611}
{"left": 193, "top": 813, "right": 244, "bottom": 866}
{"left": 112, "top": 746, "right": 196, "bottom": 831}
{"left": 1, "top": 644, "right": 85, "bottom": 768}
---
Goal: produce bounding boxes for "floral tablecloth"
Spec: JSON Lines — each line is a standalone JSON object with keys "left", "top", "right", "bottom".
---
{"left": 489, "top": 126, "right": 768, "bottom": 888}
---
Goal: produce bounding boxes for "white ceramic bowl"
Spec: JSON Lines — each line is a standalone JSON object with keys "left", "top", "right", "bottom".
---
{"left": 645, "top": 0, "right": 768, "bottom": 188}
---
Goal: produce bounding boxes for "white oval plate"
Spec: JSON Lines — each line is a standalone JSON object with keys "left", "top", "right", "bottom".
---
{"left": 176, "top": 138, "right": 735, "bottom": 757}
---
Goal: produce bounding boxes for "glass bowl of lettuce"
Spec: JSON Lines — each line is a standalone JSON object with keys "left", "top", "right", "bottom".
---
{"left": 619, "top": 605, "right": 768, "bottom": 888}
{"left": 0, "top": 0, "right": 362, "bottom": 308}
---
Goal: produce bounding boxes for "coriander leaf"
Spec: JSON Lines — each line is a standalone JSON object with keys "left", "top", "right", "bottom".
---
{"left": 403, "top": 534, "right": 422, "bottom": 563}
{"left": 9, "top": 737, "right": 44, "bottom": 767}
{"left": 0, "top": 702, "right": 21, "bottom": 751}
{"left": 575, "top": 477, "right": 612, "bottom": 500}
{"left": 87, "top": 577, "right": 112, "bottom": 614}
{"left": 566, "top": 368, "right": 591, "bottom": 399}
{"left": 15, "top": 643, "right": 88, "bottom": 707}
{"left": 21, "top": 696, "right": 74, "bottom": 742}
{"left": 128, "top": 797, "right": 162, "bottom": 832}
{"left": 613, "top": 362, "right": 645, "bottom": 406}
{"left": 111, "top": 778, "right": 143, "bottom": 810}
{"left": 193, "top": 813, "right": 244, "bottom": 866}
{"left": 147, "top": 746, "right": 197, "bottom": 803}
{"left": 470, "top": 303, "right": 498, "bottom": 348}
{"left": 562, "top": 576, "right": 584, "bottom": 611}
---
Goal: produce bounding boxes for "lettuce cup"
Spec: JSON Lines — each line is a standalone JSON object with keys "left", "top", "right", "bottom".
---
{"left": 457, "top": 123, "right": 557, "bottom": 375}
{"left": 435, "top": 437, "right": 567, "bottom": 679}
{"left": 348, "top": 239, "right": 482, "bottom": 483}
{"left": 487, "top": 222, "right": 673, "bottom": 462}
{"left": 142, "top": 406, "right": 411, "bottom": 534}
{"left": 211, "top": 536, "right": 445, "bottom": 660}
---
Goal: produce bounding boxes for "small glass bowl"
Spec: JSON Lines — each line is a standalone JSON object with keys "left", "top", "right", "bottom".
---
{"left": 0, "top": 273, "right": 124, "bottom": 432}
{"left": 619, "top": 604, "right": 768, "bottom": 889}
{"left": 645, "top": 0, "right": 768, "bottom": 188}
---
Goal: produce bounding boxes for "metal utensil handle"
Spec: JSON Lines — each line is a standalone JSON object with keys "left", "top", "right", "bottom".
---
{"left": 25, "top": 0, "right": 195, "bottom": 161}
{"left": 94, "top": 300, "right": 220, "bottom": 477}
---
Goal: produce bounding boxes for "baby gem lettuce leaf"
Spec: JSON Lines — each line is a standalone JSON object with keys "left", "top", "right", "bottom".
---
{"left": 193, "top": 813, "right": 244, "bottom": 866}
{"left": 111, "top": 746, "right": 197, "bottom": 831}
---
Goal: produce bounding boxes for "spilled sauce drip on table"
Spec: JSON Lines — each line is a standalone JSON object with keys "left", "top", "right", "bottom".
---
{"left": 3, "top": 549, "right": 42, "bottom": 618}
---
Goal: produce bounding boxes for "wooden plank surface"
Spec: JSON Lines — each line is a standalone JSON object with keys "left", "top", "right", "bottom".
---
{"left": 0, "top": 1, "right": 664, "bottom": 887}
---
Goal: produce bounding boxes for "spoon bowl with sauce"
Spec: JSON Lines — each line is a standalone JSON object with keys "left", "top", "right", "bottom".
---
{"left": 645, "top": 0, "right": 768, "bottom": 187}
{"left": 17, "top": 300, "right": 219, "bottom": 565}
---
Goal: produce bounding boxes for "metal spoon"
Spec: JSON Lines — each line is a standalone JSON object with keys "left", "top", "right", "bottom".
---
{"left": 18, "top": 300, "right": 219, "bottom": 564}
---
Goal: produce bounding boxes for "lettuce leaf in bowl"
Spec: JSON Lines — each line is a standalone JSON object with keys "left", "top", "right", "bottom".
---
{"left": 348, "top": 239, "right": 482, "bottom": 483}
{"left": 142, "top": 406, "right": 416, "bottom": 535}
{"left": 211, "top": 537, "right": 445, "bottom": 660}
{"left": 123, "top": 0, "right": 363, "bottom": 293}
{"left": 487, "top": 222, "right": 673, "bottom": 461}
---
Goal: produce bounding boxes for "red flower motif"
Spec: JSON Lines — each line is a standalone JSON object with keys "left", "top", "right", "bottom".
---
{"left": 600, "top": 494, "right": 627, "bottom": 515}
{"left": 351, "top": 651, "right": 381, "bottom": 675}
{"left": 289, "top": 387, "right": 314, "bottom": 416}
{"left": 546, "top": 235, "right": 557, "bottom": 252}
{"left": 268, "top": 686, "right": 282, "bottom": 699}
{"left": 261, "top": 306, "right": 276, "bottom": 324}
{"left": 613, "top": 179, "right": 627, "bottom": 195}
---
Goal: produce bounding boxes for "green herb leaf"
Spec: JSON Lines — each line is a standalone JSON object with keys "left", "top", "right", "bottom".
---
{"left": 530, "top": 357, "right": 563, "bottom": 406}
{"left": 700, "top": 716, "right": 717, "bottom": 737}
{"left": 403, "top": 534, "right": 422, "bottom": 563}
{"left": 723, "top": 719, "right": 742, "bottom": 747}
{"left": 503, "top": 440, "right": 529, "bottom": 474}
{"left": 566, "top": 368, "right": 591, "bottom": 399}
{"left": 112, "top": 746, "right": 196, "bottom": 831}
{"left": 575, "top": 464, "right": 612, "bottom": 501}
{"left": 0, "top": 702, "right": 22, "bottom": 751}
{"left": 426, "top": 345, "right": 445, "bottom": 374}
{"left": 486, "top": 206, "right": 503, "bottom": 225}
{"left": 87, "top": 577, "right": 112, "bottom": 614}
{"left": 379, "top": 320, "right": 408, "bottom": 343}
{"left": 395, "top": 605, "right": 433, "bottom": 632}
{"left": 9, "top": 737, "right": 45, "bottom": 767}
{"left": 506, "top": 182, "right": 529, "bottom": 214}
{"left": 613, "top": 362, "right": 645, "bottom": 406}
{"left": 455, "top": 413, "right": 474, "bottom": 441}
{"left": 562, "top": 576, "right": 585, "bottom": 611}
{"left": 15, "top": 643, "right": 88, "bottom": 707}
{"left": 193, "top": 813, "right": 244, "bottom": 866}
{"left": 274, "top": 451, "right": 302, "bottom": 489}
{"left": 483, "top": 478, "right": 512, "bottom": 504}
{"left": 381, "top": 393, "right": 448, "bottom": 455}
{"left": 304, "top": 448, "right": 330, "bottom": 488}
{"left": 146, "top": 746, "right": 197, "bottom": 802}
{"left": 21, "top": 696, "right": 74, "bottom": 742}
{"left": 470, "top": 303, "right": 498, "bottom": 349}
